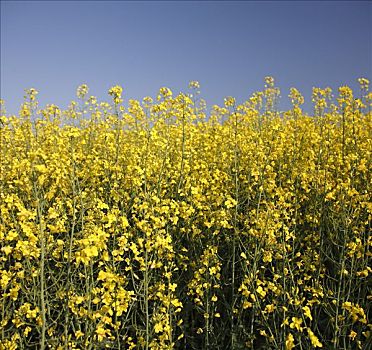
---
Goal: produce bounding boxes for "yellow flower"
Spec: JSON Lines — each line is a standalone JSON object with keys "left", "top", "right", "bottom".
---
{"left": 302, "top": 306, "right": 313, "bottom": 321}
{"left": 23, "top": 326, "right": 31, "bottom": 336}
{"left": 358, "top": 77, "right": 369, "bottom": 91}
{"left": 1, "top": 246, "right": 13, "bottom": 255}
{"left": 157, "top": 87, "right": 172, "bottom": 100}
{"left": 224, "top": 96, "right": 236, "bottom": 107}
{"left": 285, "top": 333, "right": 295, "bottom": 350}
{"left": 154, "top": 322, "right": 163, "bottom": 333}
{"left": 307, "top": 328, "right": 323, "bottom": 347}
{"left": 75, "top": 330, "right": 84, "bottom": 339}
{"left": 77, "top": 84, "right": 89, "bottom": 99}
{"left": 348, "top": 330, "right": 357, "bottom": 341}
{"left": 256, "top": 285, "right": 266, "bottom": 299}
{"left": 265, "top": 304, "right": 275, "bottom": 313}
{"left": 290, "top": 317, "right": 303, "bottom": 331}
{"left": 189, "top": 81, "right": 200, "bottom": 89}
{"left": 108, "top": 85, "right": 123, "bottom": 104}
{"left": 265, "top": 76, "right": 275, "bottom": 88}
{"left": 209, "top": 266, "right": 218, "bottom": 275}
{"left": 95, "top": 325, "right": 110, "bottom": 341}
{"left": 20, "top": 104, "right": 31, "bottom": 117}
{"left": 224, "top": 198, "right": 237, "bottom": 208}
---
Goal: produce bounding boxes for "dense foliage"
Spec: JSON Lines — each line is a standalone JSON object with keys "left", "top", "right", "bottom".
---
{"left": 0, "top": 78, "right": 371, "bottom": 349}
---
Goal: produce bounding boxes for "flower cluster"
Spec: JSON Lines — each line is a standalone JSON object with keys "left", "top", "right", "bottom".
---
{"left": 0, "top": 79, "right": 370, "bottom": 349}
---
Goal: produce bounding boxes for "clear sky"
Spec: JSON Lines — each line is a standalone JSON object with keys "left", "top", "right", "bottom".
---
{"left": 1, "top": 0, "right": 371, "bottom": 115}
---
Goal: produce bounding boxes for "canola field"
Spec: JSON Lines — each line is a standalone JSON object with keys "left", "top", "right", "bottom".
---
{"left": 0, "top": 78, "right": 371, "bottom": 349}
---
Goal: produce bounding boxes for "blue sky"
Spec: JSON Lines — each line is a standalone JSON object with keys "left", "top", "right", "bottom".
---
{"left": 1, "top": 0, "right": 371, "bottom": 115}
